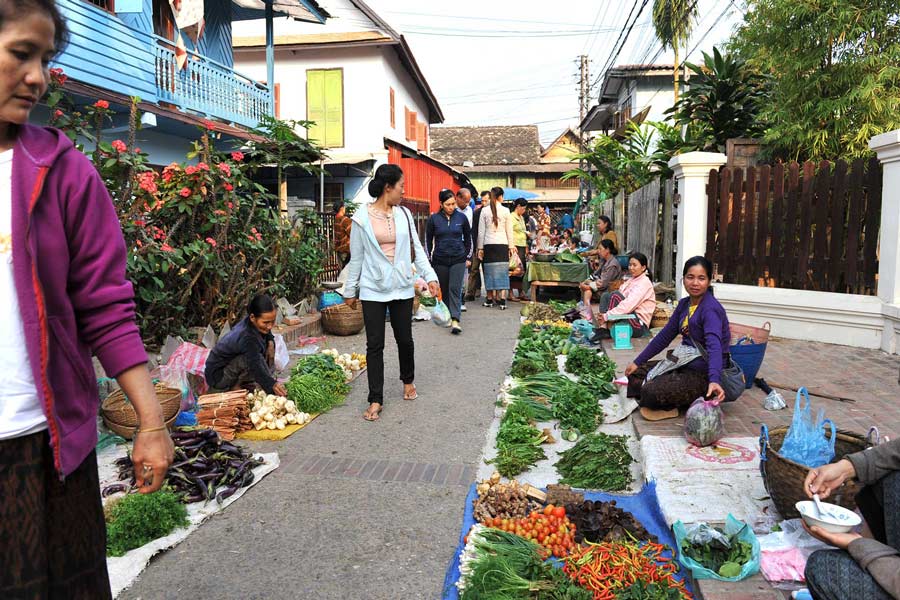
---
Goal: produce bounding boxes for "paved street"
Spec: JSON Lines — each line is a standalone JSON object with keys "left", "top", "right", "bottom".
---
{"left": 122, "top": 304, "right": 520, "bottom": 600}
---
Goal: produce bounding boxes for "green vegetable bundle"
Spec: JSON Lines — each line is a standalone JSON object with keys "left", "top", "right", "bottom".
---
{"left": 548, "top": 299, "right": 577, "bottom": 313}
{"left": 286, "top": 354, "right": 350, "bottom": 413}
{"left": 106, "top": 490, "right": 189, "bottom": 557}
{"left": 564, "top": 347, "right": 605, "bottom": 378}
{"left": 551, "top": 382, "right": 604, "bottom": 434}
{"left": 556, "top": 432, "right": 633, "bottom": 491}
{"left": 556, "top": 250, "right": 583, "bottom": 264}
{"left": 489, "top": 402, "right": 547, "bottom": 477}
{"left": 680, "top": 528, "right": 753, "bottom": 578}
{"left": 510, "top": 338, "right": 557, "bottom": 379}
{"left": 579, "top": 354, "right": 618, "bottom": 385}
{"left": 614, "top": 581, "right": 684, "bottom": 600}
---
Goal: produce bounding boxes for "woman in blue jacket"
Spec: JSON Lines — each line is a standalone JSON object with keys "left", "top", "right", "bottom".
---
{"left": 426, "top": 189, "right": 472, "bottom": 335}
{"left": 344, "top": 164, "right": 440, "bottom": 421}
{"left": 624, "top": 256, "right": 732, "bottom": 420}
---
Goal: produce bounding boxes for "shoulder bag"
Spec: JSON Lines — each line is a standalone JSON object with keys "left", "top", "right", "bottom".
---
{"left": 688, "top": 330, "right": 746, "bottom": 402}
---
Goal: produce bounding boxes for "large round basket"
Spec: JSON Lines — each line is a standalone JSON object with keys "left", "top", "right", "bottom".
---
{"left": 651, "top": 304, "right": 672, "bottom": 329}
{"left": 321, "top": 302, "right": 364, "bottom": 336}
{"left": 101, "top": 383, "right": 182, "bottom": 440}
{"left": 104, "top": 412, "right": 179, "bottom": 440}
{"left": 759, "top": 425, "right": 871, "bottom": 519}
{"left": 731, "top": 321, "right": 771, "bottom": 345}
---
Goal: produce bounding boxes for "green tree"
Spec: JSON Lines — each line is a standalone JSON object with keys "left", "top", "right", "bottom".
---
{"left": 666, "top": 47, "right": 770, "bottom": 152}
{"left": 731, "top": 0, "right": 900, "bottom": 160}
{"left": 652, "top": 0, "right": 698, "bottom": 101}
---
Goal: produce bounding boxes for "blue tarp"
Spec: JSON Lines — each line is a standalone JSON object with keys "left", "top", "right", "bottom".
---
{"left": 440, "top": 481, "right": 691, "bottom": 599}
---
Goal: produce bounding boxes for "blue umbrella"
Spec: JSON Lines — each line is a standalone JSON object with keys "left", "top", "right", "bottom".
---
{"left": 502, "top": 187, "right": 539, "bottom": 200}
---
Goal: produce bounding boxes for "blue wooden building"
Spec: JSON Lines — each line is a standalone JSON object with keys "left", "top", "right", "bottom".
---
{"left": 43, "top": 0, "right": 327, "bottom": 163}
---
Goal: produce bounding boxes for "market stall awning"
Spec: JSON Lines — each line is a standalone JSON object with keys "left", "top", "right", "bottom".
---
{"left": 322, "top": 152, "right": 381, "bottom": 166}
{"left": 231, "top": 0, "right": 328, "bottom": 23}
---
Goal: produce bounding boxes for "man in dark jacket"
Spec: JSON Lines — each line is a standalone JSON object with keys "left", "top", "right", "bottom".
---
{"left": 466, "top": 192, "right": 490, "bottom": 300}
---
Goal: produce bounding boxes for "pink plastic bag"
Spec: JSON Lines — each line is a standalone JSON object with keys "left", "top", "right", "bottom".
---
{"left": 761, "top": 548, "right": 807, "bottom": 582}
{"left": 150, "top": 363, "right": 195, "bottom": 411}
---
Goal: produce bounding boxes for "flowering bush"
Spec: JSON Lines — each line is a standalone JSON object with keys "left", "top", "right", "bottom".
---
{"left": 46, "top": 71, "right": 325, "bottom": 344}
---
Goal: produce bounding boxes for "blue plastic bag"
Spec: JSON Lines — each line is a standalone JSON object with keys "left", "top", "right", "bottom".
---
{"left": 674, "top": 514, "right": 760, "bottom": 581}
{"left": 779, "top": 387, "right": 836, "bottom": 468}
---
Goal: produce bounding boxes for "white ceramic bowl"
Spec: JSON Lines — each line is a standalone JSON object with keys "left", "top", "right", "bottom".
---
{"left": 795, "top": 500, "right": 862, "bottom": 533}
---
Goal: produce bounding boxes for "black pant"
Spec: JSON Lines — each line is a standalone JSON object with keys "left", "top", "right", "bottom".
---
{"left": 362, "top": 297, "right": 415, "bottom": 404}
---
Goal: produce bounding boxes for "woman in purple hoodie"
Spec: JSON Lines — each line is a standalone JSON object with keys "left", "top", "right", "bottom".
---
{"left": 0, "top": 2, "right": 173, "bottom": 596}
{"left": 624, "top": 256, "right": 732, "bottom": 421}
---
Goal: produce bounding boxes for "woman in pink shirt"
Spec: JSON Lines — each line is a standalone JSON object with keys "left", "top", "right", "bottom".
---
{"left": 593, "top": 252, "right": 655, "bottom": 339}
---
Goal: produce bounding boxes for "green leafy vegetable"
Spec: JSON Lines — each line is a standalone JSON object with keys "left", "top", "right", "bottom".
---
{"left": 286, "top": 354, "right": 350, "bottom": 413}
{"left": 551, "top": 382, "right": 604, "bottom": 434}
{"left": 679, "top": 525, "right": 753, "bottom": 576}
{"left": 614, "top": 580, "right": 684, "bottom": 600}
{"left": 106, "top": 490, "right": 189, "bottom": 557}
{"left": 556, "top": 432, "right": 633, "bottom": 491}
{"left": 488, "top": 402, "right": 547, "bottom": 477}
{"left": 548, "top": 299, "right": 577, "bottom": 313}
{"left": 564, "top": 347, "right": 606, "bottom": 378}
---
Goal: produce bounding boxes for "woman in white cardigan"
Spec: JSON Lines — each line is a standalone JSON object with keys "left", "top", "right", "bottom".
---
{"left": 344, "top": 164, "right": 440, "bottom": 421}
{"left": 476, "top": 187, "right": 516, "bottom": 310}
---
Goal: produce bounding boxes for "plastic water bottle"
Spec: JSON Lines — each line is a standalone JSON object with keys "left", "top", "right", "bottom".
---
{"left": 666, "top": 298, "right": 673, "bottom": 309}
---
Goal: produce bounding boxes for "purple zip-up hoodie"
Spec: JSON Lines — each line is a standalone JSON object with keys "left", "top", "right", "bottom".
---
{"left": 11, "top": 124, "right": 148, "bottom": 478}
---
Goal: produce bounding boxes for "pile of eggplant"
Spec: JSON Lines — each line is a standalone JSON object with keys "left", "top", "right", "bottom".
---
{"left": 103, "top": 427, "right": 265, "bottom": 504}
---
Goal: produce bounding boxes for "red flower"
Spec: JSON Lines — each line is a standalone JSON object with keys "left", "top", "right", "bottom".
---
{"left": 49, "top": 68, "right": 67, "bottom": 86}
{"left": 93, "top": 100, "right": 109, "bottom": 109}
{"left": 138, "top": 172, "right": 158, "bottom": 194}
{"left": 179, "top": 187, "right": 191, "bottom": 198}
{"left": 227, "top": 201, "right": 234, "bottom": 209}
{"left": 251, "top": 227, "right": 258, "bottom": 234}
{"left": 135, "top": 147, "right": 142, "bottom": 154}
{"left": 205, "top": 237, "right": 217, "bottom": 247}
{"left": 184, "top": 165, "right": 198, "bottom": 175}
{"left": 197, "top": 162, "right": 209, "bottom": 171}
{"left": 53, "top": 109, "right": 63, "bottom": 118}
{"left": 230, "top": 151, "right": 244, "bottom": 162}
{"left": 111, "top": 139, "right": 127, "bottom": 153}
{"left": 214, "top": 209, "right": 226, "bottom": 216}
{"left": 224, "top": 183, "right": 234, "bottom": 192}
{"left": 135, "top": 239, "right": 143, "bottom": 248}
{"left": 217, "top": 162, "right": 231, "bottom": 176}
{"left": 201, "top": 119, "right": 215, "bottom": 131}
{"left": 161, "top": 243, "right": 174, "bottom": 252}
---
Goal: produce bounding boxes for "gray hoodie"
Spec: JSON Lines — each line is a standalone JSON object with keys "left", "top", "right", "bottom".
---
{"left": 845, "top": 438, "right": 900, "bottom": 599}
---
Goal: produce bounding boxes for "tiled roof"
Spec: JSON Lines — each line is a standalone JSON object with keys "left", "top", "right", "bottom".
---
{"left": 429, "top": 125, "right": 541, "bottom": 166}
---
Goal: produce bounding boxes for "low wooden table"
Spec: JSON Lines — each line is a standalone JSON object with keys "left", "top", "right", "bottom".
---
{"left": 525, "top": 262, "right": 589, "bottom": 301}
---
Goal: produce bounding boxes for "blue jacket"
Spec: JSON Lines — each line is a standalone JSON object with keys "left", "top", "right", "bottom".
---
{"left": 205, "top": 317, "right": 275, "bottom": 393}
{"left": 425, "top": 210, "right": 472, "bottom": 264}
{"left": 559, "top": 213, "right": 575, "bottom": 230}
{"left": 344, "top": 205, "right": 438, "bottom": 302}
{"left": 634, "top": 291, "right": 731, "bottom": 383}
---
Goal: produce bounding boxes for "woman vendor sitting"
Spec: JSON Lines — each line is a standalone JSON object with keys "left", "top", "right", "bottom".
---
{"left": 578, "top": 239, "right": 622, "bottom": 321}
{"left": 623, "top": 256, "right": 729, "bottom": 420}
{"left": 205, "top": 294, "right": 287, "bottom": 397}
{"left": 803, "top": 437, "right": 900, "bottom": 600}
{"left": 592, "top": 252, "right": 655, "bottom": 339}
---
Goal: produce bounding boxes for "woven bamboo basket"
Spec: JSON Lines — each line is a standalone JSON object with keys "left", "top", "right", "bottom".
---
{"left": 101, "top": 383, "right": 181, "bottom": 426}
{"left": 321, "top": 302, "right": 365, "bottom": 336}
{"left": 759, "top": 425, "right": 871, "bottom": 519}
{"left": 731, "top": 321, "right": 771, "bottom": 345}
{"left": 650, "top": 304, "right": 672, "bottom": 329}
{"left": 104, "top": 411, "right": 179, "bottom": 440}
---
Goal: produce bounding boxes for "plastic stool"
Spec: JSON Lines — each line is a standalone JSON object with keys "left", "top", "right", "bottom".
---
{"left": 607, "top": 313, "right": 637, "bottom": 350}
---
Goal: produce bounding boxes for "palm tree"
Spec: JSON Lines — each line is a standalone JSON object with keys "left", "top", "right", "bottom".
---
{"left": 652, "top": 0, "right": 698, "bottom": 101}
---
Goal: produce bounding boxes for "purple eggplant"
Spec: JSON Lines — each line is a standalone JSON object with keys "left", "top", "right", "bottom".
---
{"left": 102, "top": 483, "right": 128, "bottom": 497}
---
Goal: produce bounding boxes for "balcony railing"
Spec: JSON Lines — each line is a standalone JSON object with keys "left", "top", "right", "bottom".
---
{"left": 154, "top": 36, "right": 271, "bottom": 129}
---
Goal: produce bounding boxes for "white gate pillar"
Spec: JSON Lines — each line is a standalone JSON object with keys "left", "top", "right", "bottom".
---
{"left": 870, "top": 130, "right": 900, "bottom": 305}
{"left": 669, "top": 152, "right": 727, "bottom": 298}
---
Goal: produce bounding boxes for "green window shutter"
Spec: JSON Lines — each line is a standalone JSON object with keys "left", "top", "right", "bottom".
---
{"left": 307, "top": 70, "right": 326, "bottom": 145}
{"left": 323, "top": 69, "right": 344, "bottom": 148}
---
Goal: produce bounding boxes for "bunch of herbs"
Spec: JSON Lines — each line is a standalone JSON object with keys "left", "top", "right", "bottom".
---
{"left": 551, "top": 382, "right": 604, "bottom": 434}
{"left": 106, "top": 490, "right": 189, "bottom": 557}
{"left": 556, "top": 432, "right": 633, "bottom": 491}
{"left": 489, "top": 402, "right": 547, "bottom": 477}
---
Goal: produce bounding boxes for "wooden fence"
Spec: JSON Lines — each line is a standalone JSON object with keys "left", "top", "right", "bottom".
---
{"left": 706, "top": 158, "right": 883, "bottom": 294}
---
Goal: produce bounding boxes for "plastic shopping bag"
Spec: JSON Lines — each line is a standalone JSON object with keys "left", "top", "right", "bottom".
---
{"left": 273, "top": 333, "right": 290, "bottom": 371}
{"left": 431, "top": 300, "right": 452, "bottom": 327}
{"left": 150, "top": 363, "right": 196, "bottom": 412}
{"left": 508, "top": 251, "right": 524, "bottom": 277}
{"left": 779, "top": 387, "right": 836, "bottom": 468}
{"left": 684, "top": 397, "right": 726, "bottom": 447}
{"left": 674, "top": 515, "right": 761, "bottom": 582}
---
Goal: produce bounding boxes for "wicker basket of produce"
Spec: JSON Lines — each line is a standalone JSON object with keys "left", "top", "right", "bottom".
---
{"left": 759, "top": 425, "right": 873, "bottom": 519}
{"left": 651, "top": 303, "right": 673, "bottom": 329}
{"left": 321, "top": 302, "right": 364, "bottom": 336}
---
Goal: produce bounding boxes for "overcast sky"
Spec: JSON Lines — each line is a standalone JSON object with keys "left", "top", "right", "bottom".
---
{"left": 364, "top": 0, "right": 744, "bottom": 145}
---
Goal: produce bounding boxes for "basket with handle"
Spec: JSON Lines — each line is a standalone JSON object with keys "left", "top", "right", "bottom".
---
{"left": 321, "top": 302, "right": 365, "bottom": 336}
{"left": 731, "top": 321, "right": 771, "bottom": 345}
{"left": 101, "top": 382, "right": 182, "bottom": 439}
{"left": 758, "top": 424, "right": 878, "bottom": 519}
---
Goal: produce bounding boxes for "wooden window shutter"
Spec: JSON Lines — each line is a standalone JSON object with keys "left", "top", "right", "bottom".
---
{"left": 390, "top": 88, "right": 395, "bottom": 128}
{"left": 323, "top": 69, "right": 344, "bottom": 148}
{"left": 307, "top": 70, "right": 326, "bottom": 145}
{"left": 274, "top": 83, "right": 281, "bottom": 119}
{"left": 416, "top": 122, "right": 426, "bottom": 151}
{"left": 404, "top": 107, "right": 410, "bottom": 139}
{"left": 407, "top": 110, "right": 417, "bottom": 142}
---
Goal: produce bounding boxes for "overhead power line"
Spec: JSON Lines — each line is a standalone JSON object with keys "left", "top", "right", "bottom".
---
{"left": 594, "top": 0, "right": 652, "bottom": 89}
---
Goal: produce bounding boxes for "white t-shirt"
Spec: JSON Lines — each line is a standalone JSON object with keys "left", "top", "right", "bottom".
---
{"left": 0, "top": 149, "right": 46, "bottom": 439}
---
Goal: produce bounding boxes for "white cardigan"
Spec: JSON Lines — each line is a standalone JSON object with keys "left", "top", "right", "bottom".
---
{"left": 476, "top": 203, "right": 516, "bottom": 249}
{"left": 343, "top": 205, "right": 438, "bottom": 302}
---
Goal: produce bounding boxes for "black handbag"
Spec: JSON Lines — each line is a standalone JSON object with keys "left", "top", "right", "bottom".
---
{"left": 688, "top": 332, "right": 746, "bottom": 402}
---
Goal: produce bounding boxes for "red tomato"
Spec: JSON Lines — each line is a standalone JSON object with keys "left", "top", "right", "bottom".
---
{"left": 552, "top": 506, "right": 566, "bottom": 519}
{"left": 543, "top": 505, "right": 554, "bottom": 516}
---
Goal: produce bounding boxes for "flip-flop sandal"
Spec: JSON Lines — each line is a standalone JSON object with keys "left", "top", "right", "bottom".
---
{"left": 403, "top": 387, "right": 418, "bottom": 401}
{"left": 363, "top": 404, "right": 383, "bottom": 421}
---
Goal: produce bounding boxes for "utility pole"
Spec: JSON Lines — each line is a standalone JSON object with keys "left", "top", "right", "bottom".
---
{"left": 576, "top": 55, "right": 590, "bottom": 227}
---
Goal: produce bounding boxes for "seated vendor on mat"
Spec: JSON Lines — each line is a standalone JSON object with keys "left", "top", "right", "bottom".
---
{"left": 591, "top": 252, "right": 655, "bottom": 341}
{"left": 578, "top": 238, "right": 622, "bottom": 320}
{"left": 205, "top": 294, "right": 287, "bottom": 397}
{"left": 803, "top": 437, "right": 900, "bottom": 600}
